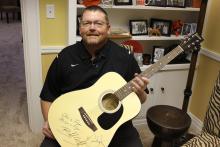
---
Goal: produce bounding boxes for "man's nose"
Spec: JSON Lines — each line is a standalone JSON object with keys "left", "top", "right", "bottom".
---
{"left": 89, "top": 23, "right": 96, "bottom": 29}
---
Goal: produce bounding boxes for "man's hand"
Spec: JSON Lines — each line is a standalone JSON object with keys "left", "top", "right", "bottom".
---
{"left": 131, "top": 73, "right": 149, "bottom": 103}
{"left": 41, "top": 100, "right": 55, "bottom": 139}
{"left": 42, "top": 120, "right": 55, "bottom": 139}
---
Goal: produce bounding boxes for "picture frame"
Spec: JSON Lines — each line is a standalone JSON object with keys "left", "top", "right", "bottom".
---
{"left": 129, "top": 20, "right": 148, "bottom": 36}
{"left": 166, "top": 0, "right": 186, "bottom": 7}
{"left": 143, "top": 54, "right": 151, "bottom": 65}
{"left": 190, "top": 23, "right": 197, "bottom": 34}
{"left": 150, "top": 18, "right": 172, "bottom": 36}
{"left": 114, "top": 0, "right": 132, "bottom": 5}
{"left": 181, "top": 23, "right": 197, "bottom": 36}
{"left": 181, "top": 23, "right": 192, "bottom": 36}
{"left": 146, "top": 0, "right": 167, "bottom": 7}
{"left": 152, "top": 46, "right": 165, "bottom": 63}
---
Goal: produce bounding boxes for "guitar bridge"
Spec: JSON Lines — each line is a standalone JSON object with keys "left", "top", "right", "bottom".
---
{"left": 79, "top": 107, "right": 97, "bottom": 132}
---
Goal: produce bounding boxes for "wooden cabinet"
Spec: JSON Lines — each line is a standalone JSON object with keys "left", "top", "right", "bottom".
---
{"left": 133, "top": 64, "right": 189, "bottom": 124}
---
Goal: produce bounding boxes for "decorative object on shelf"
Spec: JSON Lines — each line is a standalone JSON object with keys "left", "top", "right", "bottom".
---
{"left": 136, "top": 0, "right": 145, "bottom": 5}
{"left": 192, "top": 0, "right": 201, "bottom": 8}
{"left": 166, "top": 0, "right": 186, "bottom": 8}
{"left": 181, "top": 23, "right": 191, "bottom": 35}
{"left": 77, "top": 0, "right": 83, "bottom": 4}
{"left": 81, "top": 0, "right": 101, "bottom": 7}
{"left": 129, "top": 20, "right": 148, "bottom": 36}
{"left": 181, "top": 23, "right": 197, "bottom": 36}
{"left": 114, "top": 0, "right": 132, "bottom": 5}
{"left": 143, "top": 53, "right": 151, "bottom": 65}
{"left": 150, "top": 18, "right": 172, "bottom": 36}
{"left": 134, "top": 53, "right": 143, "bottom": 66}
{"left": 172, "top": 20, "right": 184, "bottom": 36}
{"left": 185, "top": 0, "right": 192, "bottom": 7}
{"left": 109, "top": 28, "right": 131, "bottom": 39}
{"left": 190, "top": 23, "right": 197, "bottom": 34}
{"left": 152, "top": 46, "right": 165, "bottom": 63}
{"left": 146, "top": 0, "right": 166, "bottom": 7}
{"left": 148, "top": 27, "right": 161, "bottom": 36}
{"left": 102, "top": 0, "right": 114, "bottom": 6}
{"left": 121, "top": 40, "right": 144, "bottom": 66}
{"left": 121, "top": 40, "right": 144, "bottom": 53}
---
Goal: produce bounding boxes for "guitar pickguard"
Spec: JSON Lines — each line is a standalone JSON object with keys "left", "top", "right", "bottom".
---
{"left": 98, "top": 105, "right": 124, "bottom": 130}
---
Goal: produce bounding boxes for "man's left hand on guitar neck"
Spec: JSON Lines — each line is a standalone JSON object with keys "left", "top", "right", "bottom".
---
{"left": 131, "top": 73, "right": 149, "bottom": 104}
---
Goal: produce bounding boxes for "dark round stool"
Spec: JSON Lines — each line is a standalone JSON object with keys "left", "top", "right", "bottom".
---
{"left": 146, "top": 105, "right": 191, "bottom": 147}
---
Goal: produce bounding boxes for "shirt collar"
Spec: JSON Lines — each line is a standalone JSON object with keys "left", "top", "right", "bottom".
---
{"left": 79, "top": 40, "right": 110, "bottom": 61}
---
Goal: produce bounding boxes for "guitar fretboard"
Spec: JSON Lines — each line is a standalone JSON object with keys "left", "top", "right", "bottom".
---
{"left": 114, "top": 45, "right": 184, "bottom": 101}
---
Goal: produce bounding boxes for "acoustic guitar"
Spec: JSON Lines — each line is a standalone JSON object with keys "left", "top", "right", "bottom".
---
{"left": 48, "top": 33, "right": 203, "bottom": 147}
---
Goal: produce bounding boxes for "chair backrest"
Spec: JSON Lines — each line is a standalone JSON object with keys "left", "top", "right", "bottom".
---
{"left": 0, "top": 0, "right": 18, "bottom": 6}
{"left": 120, "top": 44, "right": 134, "bottom": 54}
{"left": 202, "top": 71, "right": 220, "bottom": 137}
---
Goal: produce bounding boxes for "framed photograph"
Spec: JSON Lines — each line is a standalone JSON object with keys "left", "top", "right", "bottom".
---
{"left": 152, "top": 46, "right": 165, "bottom": 63}
{"left": 190, "top": 23, "right": 197, "bottom": 34}
{"left": 129, "top": 20, "right": 148, "bottom": 36}
{"left": 146, "top": 0, "right": 166, "bottom": 7}
{"left": 150, "top": 18, "right": 172, "bottom": 36}
{"left": 143, "top": 54, "right": 151, "bottom": 65}
{"left": 166, "top": 0, "right": 186, "bottom": 7}
{"left": 181, "top": 23, "right": 192, "bottom": 36}
{"left": 77, "top": 15, "right": 81, "bottom": 35}
{"left": 114, "top": 0, "right": 132, "bottom": 5}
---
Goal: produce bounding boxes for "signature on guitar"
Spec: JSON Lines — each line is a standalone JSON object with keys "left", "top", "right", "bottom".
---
{"left": 57, "top": 113, "right": 105, "bottom": 147}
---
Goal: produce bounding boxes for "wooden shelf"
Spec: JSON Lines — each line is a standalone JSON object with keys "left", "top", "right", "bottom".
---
{"left": 77, "top": 4, "right": 200, "bottom": 12}
{"left": 76, "top": 35, "right": 185, "bottom": 41}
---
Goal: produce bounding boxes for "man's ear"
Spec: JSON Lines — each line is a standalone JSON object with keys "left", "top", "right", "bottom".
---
{"left": 107, "top": 25, "right": 111, "bottom": 35}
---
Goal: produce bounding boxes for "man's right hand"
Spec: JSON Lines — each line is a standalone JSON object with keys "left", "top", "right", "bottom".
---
{"left": 42, "top": 120, "right": 55, "bottom": 139}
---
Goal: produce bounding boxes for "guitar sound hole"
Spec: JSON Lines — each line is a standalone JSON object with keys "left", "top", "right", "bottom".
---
{"left": 101, "top": 93, "right": 119, "bottom": 111}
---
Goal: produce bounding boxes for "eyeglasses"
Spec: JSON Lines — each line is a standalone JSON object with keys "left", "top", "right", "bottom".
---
{"left": 80, "top": 21, "right": 108, "bottom": 28}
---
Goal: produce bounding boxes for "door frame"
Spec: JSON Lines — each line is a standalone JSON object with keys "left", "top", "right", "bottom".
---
{"left": 20, "top": 0, "right": 43, "bottom": 132}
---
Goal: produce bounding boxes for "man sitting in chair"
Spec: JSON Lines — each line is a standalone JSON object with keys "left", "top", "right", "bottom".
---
{"left": 40, "top": 5, "right": 149, "bottom": 147}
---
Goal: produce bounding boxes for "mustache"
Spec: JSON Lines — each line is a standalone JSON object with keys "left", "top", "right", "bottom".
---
{"left": 86, "top": 33, "right": 99, "bottom": 36}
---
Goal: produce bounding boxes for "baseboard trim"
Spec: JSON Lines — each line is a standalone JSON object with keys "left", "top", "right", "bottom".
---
{"left": 132, "top": 118, "right": 147, "bottom": 126}
{"left": 188, "top": 112, "right": 203, "bottom": 135}
{"left": 200, "top": 48, "right": 220, "bottom": 62}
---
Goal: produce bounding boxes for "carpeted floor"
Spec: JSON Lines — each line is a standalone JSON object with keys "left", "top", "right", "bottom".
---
{"left": 0, "top": 20, "right": 154, "bottom": 147}
{"left": 0, "top": 20, "right": 43, "bottom": 147}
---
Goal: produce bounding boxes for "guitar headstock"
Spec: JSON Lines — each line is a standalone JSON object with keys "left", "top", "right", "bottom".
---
{"left": 180, "top": 33, "right": 204, "bottom": 52}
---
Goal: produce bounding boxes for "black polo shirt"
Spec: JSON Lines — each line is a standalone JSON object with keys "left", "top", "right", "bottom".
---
{"left": 40, "top": 40, "right": 141, "bottom": 101}
{"left": 40, "top": 40, "right": 142, "bottom": 142}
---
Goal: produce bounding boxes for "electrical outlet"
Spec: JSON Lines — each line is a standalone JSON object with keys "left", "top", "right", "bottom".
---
{"left": 46, "top": 4, "right": 55, "bottom": 19}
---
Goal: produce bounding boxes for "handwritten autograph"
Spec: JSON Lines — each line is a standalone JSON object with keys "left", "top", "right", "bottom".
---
{"left": 57, "top": 113, "right": 105, "bottom": 147}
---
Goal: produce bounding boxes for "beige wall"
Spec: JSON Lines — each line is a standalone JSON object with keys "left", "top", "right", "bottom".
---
{"left": 39, "top": 0, "right": 67, "bottom": 80}
{"left": 39, "top": 0, "right": 67, "bottom": 46}
{"left": 41, "top": 54, "right": 57, "bottom": 81}
{"left": 189, "top": 0, "right": 220, "bottom": 121}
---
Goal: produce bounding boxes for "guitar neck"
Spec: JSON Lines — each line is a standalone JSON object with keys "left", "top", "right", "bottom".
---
{"left": 115, "top": 45, "right": 184, "bottom": 101}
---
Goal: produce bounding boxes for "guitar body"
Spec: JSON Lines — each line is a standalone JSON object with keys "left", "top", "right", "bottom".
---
{"left": 48, "top": 72, "right": 141, "bottom": 147}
